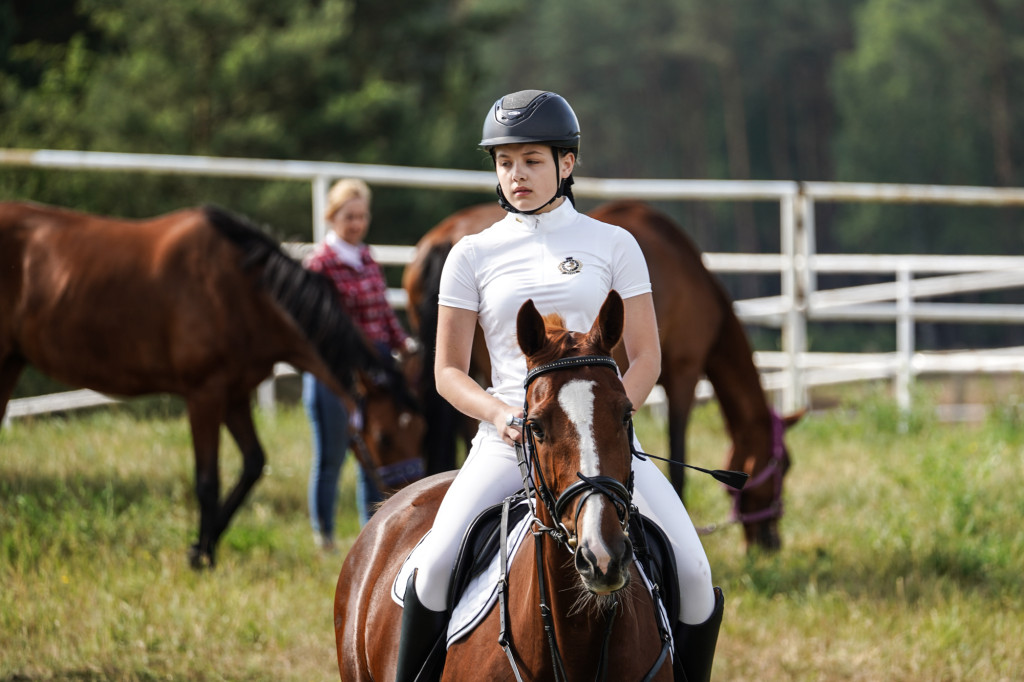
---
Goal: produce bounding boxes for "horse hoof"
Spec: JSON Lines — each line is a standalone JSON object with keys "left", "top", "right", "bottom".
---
{"left": 188, "top": 544, "right": 216, "bottom": 570}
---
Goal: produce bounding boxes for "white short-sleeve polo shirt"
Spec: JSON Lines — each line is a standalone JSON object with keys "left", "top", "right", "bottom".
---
{"left": 438, "top": 200, "right": 651, "bottom": 405}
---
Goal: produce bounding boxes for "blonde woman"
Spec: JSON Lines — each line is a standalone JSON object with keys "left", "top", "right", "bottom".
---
{"left": 303, "top": 179, "right": 414, "bottom": 549}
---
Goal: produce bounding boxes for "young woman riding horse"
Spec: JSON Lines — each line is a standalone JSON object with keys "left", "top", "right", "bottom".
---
{"left": 394, "top": 90, "right": 724, "bottom": 681}
{"left": 337, "top": 292, "right": 703, "bottom": 680}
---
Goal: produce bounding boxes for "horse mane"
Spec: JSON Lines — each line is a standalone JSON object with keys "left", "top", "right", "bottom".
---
{"left": 528, "top": 311, "right": 601, "bottom": 367}
{"left": 202, "top": 204, "right": 384, "bottom": 391}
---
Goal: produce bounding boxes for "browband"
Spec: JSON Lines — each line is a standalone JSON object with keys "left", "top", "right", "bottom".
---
{"left": 523, "top": 355, "right": 618, "bottom": 389}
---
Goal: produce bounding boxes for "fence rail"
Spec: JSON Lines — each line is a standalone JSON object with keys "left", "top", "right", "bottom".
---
{"left": 4, "top": 148, "right": 1024, "bottom": 425}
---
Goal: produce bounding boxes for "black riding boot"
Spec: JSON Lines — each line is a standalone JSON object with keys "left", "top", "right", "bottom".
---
{"left": 396, "top": 571, "right": 448, "bottom": 682}
{"left": 673, "top": 586, "right": 724, "bottom": 682}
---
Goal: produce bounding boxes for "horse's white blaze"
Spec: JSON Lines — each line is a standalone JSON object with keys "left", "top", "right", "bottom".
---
{"left": 558, "top": 379, "right": 613, "bottom": 572}
{"left": 558, "top": 379, "right": 599, "bottom": 477}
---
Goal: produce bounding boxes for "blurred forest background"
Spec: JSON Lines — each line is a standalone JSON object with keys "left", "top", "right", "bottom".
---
{"left": 3, "top": 0, "right": 1024, "bottom": 350}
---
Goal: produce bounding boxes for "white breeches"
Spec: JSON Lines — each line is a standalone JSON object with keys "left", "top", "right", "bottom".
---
{"left": 409, "top": 422, "right": 716, "bottom": 624}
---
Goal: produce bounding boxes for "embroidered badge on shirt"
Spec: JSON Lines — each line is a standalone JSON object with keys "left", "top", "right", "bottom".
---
{"left": 558, "top": 256, "right": 582, "bottom": 275}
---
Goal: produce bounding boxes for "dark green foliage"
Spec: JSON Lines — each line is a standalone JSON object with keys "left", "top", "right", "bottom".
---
{"left": 4, "top": 0, "right": 1024, "bottom": 354}
{"left": 0, "top": 0, "right": 496, "bottom": 238}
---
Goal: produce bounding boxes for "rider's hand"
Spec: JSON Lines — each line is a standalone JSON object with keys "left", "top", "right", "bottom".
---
{"left": 497, "top": 409, "right": 524, "bottom": 445}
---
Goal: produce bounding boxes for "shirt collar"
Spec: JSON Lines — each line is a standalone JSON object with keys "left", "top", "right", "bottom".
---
{"left": 325, "top": 231, "right": 365, "bottom": 270}
{"left": 506, "top": 198, "right": 577, "bottom": 233}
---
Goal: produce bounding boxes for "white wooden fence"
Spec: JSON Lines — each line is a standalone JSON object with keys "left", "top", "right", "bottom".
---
{"left": 4, "top": 148, "right": 1024, "bottom": 425}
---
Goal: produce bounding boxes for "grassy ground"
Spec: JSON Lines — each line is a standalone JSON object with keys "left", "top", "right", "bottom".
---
{"left": 1, "top": 387, "right": 1022, "bottom": 680}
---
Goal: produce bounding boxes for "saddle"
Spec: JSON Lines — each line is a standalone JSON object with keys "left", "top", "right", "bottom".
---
{"left": 407, "top": 492, "right": 681, "bottom": 680}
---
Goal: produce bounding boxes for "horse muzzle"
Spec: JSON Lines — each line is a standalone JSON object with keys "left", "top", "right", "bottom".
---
{"left": 575, "top": 534, "right": 633, "bottom": 594}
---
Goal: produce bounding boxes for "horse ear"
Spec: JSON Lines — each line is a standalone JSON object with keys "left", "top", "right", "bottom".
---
{"left": 517, "top": 299, "right": 547, "bottom": 358}
{"left": 588, "top": 290, "right": 624, "bottom": 352}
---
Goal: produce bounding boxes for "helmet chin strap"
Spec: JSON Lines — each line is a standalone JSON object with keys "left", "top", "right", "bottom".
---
{"left": 495, "top": 149, "right": 575, "bottom": 215}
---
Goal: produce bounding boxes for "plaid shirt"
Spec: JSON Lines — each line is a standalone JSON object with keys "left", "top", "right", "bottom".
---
{"left": 305, "top": 241, "right": 408, "bottom": 350}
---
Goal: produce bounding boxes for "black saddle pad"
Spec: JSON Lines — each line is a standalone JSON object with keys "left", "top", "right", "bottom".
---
{"left": 447, "top": 492, "right": 531, "bottom": 613}
{"left": 628, "top": 512, "right": 680, "bottom": 627}
{"left": 446, "top": 493, "right": 679, "bottom": 626}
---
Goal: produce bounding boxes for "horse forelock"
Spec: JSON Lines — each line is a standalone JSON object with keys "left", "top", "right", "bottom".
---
{"left": 527, "top": 315, "right": 604, "bottom": 369}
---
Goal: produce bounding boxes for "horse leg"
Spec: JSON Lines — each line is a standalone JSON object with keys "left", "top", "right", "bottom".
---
{"left": 185, "top": 395, "right": 226, "bottom": 569}
{"left": 218, "top": 397, "right": 266, "bottom": 542}
{"left": 662, "top": 369, "right": 701, "bottom": 499}
{"left": 0, "top": 354, "right": 26, "bottom": 423}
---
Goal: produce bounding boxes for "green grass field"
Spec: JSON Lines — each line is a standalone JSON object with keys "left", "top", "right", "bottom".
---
{"left": 2, "top": 388, "right": 1022, "bottom": 681}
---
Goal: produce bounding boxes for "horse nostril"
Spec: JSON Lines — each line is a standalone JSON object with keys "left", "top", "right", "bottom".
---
{"left": 575, "top": 545, "right": 597, "bottom": 579}
{"left": 576, "top": 539, "right": 633, "bottom": 594}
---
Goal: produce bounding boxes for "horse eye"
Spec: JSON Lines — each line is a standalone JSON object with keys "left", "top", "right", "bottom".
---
{"left": 529, "top": 421, "right": 546, "bottom": 442}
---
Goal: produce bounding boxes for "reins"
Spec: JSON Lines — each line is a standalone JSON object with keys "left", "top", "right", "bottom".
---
{"left": 498, "top": 355, "right": 673, "bottom": 682}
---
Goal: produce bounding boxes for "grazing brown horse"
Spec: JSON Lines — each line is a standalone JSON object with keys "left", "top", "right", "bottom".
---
{"left": 402, "top": 200, "right": 798, "bottom": 552}
{"left": 0, "top": 200, "right": 415, "bottom": 567}
{"left": 335, "top": 292, "right": 673, "bottom": 681}
{"left": 351, "top": 366, "right": 427, "bottom": 494}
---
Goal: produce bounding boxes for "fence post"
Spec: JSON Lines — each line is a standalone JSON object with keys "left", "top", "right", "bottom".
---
{"left": 780, "top": 191, "right": 807, "bottom": 413}
{"left": 895, "top": 264, "right": 914, "bottom": 412}
{"left": 257, "top": 373, "right": 277, "bottom": 415}
{"left": 799, "top": 193, "right": 817, "bottom": 303}
{"left": 312, "top": 175, "right": 329, "bottom": 243}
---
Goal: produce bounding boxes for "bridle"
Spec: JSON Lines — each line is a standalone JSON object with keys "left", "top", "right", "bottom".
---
{"left": 518, "top": 355, "right": 633, "bottom": 547}
{"left": 347, "top": 367, "right": 427, "bottom": 492}
{"left": 727, "top": 409, "right": 789, "bottom": 525}
{"left": 349, "top": 431, "right": 425, "bottom": 491}
{"left": 497, "top": 354, "right": 671, "bottom": 682}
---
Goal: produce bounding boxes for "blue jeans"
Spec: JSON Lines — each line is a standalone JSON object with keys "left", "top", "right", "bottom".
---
{"left": 302, "top": 373, "right": 383, "bottom": 536}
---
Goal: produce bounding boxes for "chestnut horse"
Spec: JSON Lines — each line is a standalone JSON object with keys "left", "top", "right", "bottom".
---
{"left": 351, "top": 366, "right": 427, "bottom": 494}
{"left": 402, "top": 200, "right": 797, "bottom": 551}
{"left": 335, "top": 292, "right": 673, "bottom": 681}
{"left": 0, "top": 200, "right": 418, "bottom": 567}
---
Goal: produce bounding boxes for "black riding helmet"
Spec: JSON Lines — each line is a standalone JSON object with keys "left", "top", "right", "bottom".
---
{"left": 479, "top": 90, "right": 580, "bottom": 215}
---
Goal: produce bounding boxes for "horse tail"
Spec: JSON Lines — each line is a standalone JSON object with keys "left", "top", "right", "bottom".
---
{"left": 202, "top": 204, "right": 384, "bottom": 390}
{"left": 414, "top": 240, "right": 462, "bottom": 474}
